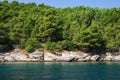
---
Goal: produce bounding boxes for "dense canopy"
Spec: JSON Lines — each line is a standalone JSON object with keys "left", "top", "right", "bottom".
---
{"left": 0, "top": 1, "right": 120, "bottom": 53}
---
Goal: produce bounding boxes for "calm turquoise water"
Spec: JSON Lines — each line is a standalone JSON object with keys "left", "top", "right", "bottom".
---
{"left": 0, "top": 62, "right": 120, "bottom": 80}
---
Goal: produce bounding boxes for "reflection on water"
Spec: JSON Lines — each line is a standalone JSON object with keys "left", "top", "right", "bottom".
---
{"left": 0, "top": 62, "right": 120, "bottom": 80}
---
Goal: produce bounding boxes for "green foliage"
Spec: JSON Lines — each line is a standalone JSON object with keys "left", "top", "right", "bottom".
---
{"left": 25, "top": 38, "right": 40, "bottom": 52}
{"left": 0, "top": 24, "right": 10, "bottom": 45}
{"left": 0, "top": 1, "right": 120, "bottom": 53}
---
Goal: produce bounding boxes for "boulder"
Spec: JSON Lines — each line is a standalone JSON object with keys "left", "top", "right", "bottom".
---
{"left": 14, "top": 55, "right": 28, "bottom": 61}
{"left": 90, "top": 55, "right": 99, "bottom": 61}
{"left": 78, "top": 57, "right": 86, "bottom": 62}
{"left": 56, "top": 56, "right": 76, "bottom": 62}
{"left": 4, "top": 56, "right": 15, "bottom": 62}
{"left": 29, "top": 51, "right": 43, "bottom": 61}
{"left": 106, "top": 52, "right": 112, "bottom": 56}
{"left": 44, "top": 52, "right": 58, "bottom": 61}
{"left": 77, "top": 55, "right": 91, "bottom": 62}
{"left": 85, "top": 55, "right": 91, "bottom": 61}
{"left": 114, "top": 55, "right": 120, "bottom": 61}
{"left": 8, "top": 53, "right": 28, "bottom": 61}
{"left": 74, "top": 56, "right": 81, "bottom": 61}
{"left": 104, "top": 56, "right": 113, "bottom": 61}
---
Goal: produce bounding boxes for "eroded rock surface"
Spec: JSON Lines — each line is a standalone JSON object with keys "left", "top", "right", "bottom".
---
{"left": 0, "top": 49, "right": 120, "bottom": 62}
{"left": 0, "top": 49, "right": 43, "bottom": 62}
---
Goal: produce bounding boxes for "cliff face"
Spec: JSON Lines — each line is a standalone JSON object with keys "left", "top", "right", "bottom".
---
{"left": 0, "top": 49, "right": 120, "bottom": 62}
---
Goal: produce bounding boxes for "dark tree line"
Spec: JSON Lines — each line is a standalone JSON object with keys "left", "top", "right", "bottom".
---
{"left": 0, "top": 1, "right": 120, "bottom": 53}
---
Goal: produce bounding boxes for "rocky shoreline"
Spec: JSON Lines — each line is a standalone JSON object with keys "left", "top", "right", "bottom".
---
{"left": 0, "top": 49, "right": 43, "bottom": 62}
{"left": 0, "top": 49, "right": 120, "bottom": 62}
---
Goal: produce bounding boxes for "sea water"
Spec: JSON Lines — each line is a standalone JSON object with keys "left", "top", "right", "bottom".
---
{"left": 0, "top": 62, "right": 120, "bottom": 80}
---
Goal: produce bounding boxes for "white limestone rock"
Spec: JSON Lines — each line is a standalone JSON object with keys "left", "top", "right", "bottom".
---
{"left": 4, "top": 56, "right": 15, "bottom": 62}
{"left": 104, "top": 56, "right": 113, "bottom": 61}
{"left": 114, "top": 55, "right": 120, "bottom": 61}
{"left": 90, "top": 55, "right": 100, "bottom": 61}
